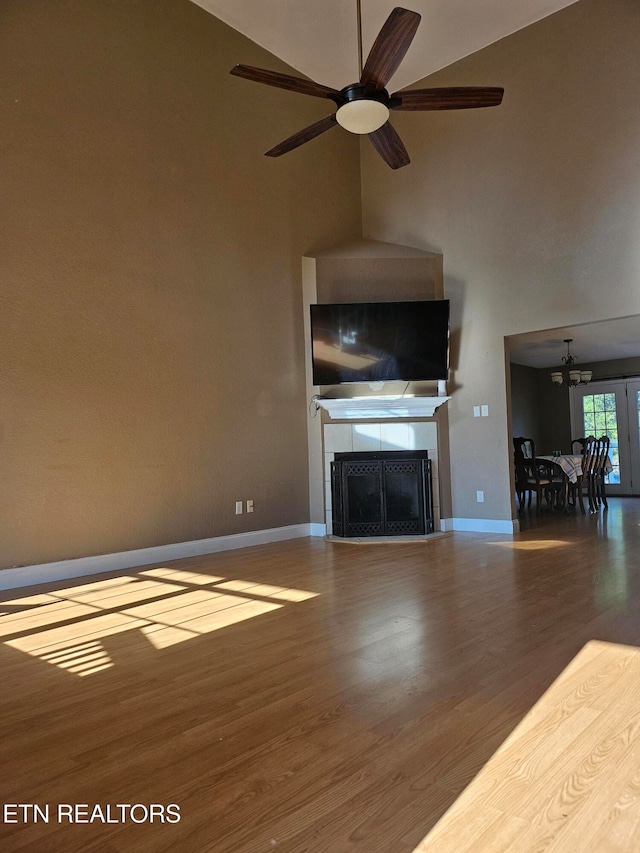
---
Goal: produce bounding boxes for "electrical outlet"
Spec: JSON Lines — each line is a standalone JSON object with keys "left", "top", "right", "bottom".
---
{"left": 481, "top": 404, "right": 489, "bottom": 417}
{"left": 476, "top": 490, "right": 484, "bottom": 503}
{"left": 246, "top": 499, "right": 254, "bottom": 513}
{"left": 235, "top": 501, "right": 243, "bottom": 514}
{"left": 473, "top": 406, "right": 481, "bottom": 417}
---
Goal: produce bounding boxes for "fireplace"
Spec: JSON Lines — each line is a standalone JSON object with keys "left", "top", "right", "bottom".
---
{"left": 331, "top": 450, "right": 433, "bottom": 537}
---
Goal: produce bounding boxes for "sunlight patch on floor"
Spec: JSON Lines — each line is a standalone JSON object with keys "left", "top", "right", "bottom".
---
{"left": 1, "top": 570, "right": 318, "bottom": 675}
{"left": 487, "top": 539, "right": 571, "bottom": 551}
{"left": 214, "top": 580, "right": 318, "bottom": 601}
{"left": 140, "top": 568, "right": 227, "bottom": 585}
{"left": 40, "top": 639, "right": 115, "bottom": 676}
{"left": 0, "top": 600, "right": 100, "bottom": 638}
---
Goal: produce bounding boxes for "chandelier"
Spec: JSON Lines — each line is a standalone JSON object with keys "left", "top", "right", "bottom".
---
{"left": 550, "top": 339, "right": 592, "bottom": 387}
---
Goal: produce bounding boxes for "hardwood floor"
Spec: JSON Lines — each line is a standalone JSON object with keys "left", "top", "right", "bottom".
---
{"left": 2, "top": 499, "right": 640, "bottom": 852}
{"left": 416, "top": 639, "right": 640, "bottom": 851}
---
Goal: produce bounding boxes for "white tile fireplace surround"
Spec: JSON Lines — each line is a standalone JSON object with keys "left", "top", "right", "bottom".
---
{"left": 323, "top": 421, "right": 440, "bottom": 534}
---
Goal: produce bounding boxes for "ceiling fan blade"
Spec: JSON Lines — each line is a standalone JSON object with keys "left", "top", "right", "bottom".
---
{"left": 391, "top": 86, "right": 505, "bottom": 111}
{"left": 368, "top": 122, "right": 410, "bottom": 170}
{"left": 230, "top": 65, "right": 340, "bottom": 100}
{"left": 265, "top": 114, "right": 338, "bottom": 157}
{"left": 361, "top": 7, "right": 421, "bottom": 89}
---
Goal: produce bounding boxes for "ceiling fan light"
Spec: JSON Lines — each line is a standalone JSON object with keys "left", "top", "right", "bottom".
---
{"left": 336, "top": 100, "right": 390, "bottom": 134}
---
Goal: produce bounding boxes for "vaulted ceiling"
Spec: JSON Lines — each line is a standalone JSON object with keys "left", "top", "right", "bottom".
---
{"left": 191, "top": 0, "right": 580, "bottom": 92}
{"left": 193, "top": 0, "right": 639, "bottom": 370}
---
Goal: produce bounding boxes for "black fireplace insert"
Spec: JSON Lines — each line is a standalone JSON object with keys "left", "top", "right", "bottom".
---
{"left": 331, "top": 450, "right": 433, "bottom": 537}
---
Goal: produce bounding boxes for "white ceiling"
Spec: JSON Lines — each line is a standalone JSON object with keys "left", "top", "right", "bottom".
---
{"left": 192, "top": 0, "right": 580, "bottom": 92}
{"left": 508, "top": 317, "right": 640, "bottom": 369}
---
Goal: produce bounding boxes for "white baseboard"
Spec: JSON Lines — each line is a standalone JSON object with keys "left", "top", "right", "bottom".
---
{"left": 309, "top": 523, "right": 327, "bottom": 537}
{"left": 440, "top": 517, "right": 518, "bottom": 534}
{"left": 0, "top": 524, "right": 315, "bottom": 592}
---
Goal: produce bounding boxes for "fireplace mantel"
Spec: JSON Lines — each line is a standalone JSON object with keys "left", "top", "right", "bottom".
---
{"left": 315, "top": 396, "right": 450, "bottom": 420}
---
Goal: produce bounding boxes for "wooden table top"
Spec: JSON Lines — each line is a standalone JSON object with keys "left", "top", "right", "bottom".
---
{"left": 413, "top": 640, "right": 640, "bottom": 852}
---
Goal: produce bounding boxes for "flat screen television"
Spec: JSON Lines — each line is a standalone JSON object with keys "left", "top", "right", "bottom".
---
{"left": 310, "top": 299, "right": 450, "bottom": 385}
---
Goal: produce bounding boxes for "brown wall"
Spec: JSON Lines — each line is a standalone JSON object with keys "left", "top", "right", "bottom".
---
{"left": 536, "top": 372, "right": 572, "bottom": 456}
{"left": 578, "top": 357, "right": 640, "bottom": 383}
{"left": 361, "top": 0, "right": 640, "bottom": 522}
{"left": 510, "top": 364, "right": 542, "bottom": 448}
{"left": 0, "top": 0, "right": 362, "bottom": 569}
{"left": 510, "top": 364, "right": 572, "bottom": 456}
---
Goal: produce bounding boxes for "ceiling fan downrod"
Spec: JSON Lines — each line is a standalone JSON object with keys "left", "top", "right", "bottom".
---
{"left": 357, "top": 0, "right": 364, "bottom": 78}
{"left": 335, "top": 0, "right": 390, "bottom": 135}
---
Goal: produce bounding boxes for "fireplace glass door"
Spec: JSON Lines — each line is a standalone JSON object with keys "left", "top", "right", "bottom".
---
{"left": 331, "top": 451, "right": 433, "bottom": 537}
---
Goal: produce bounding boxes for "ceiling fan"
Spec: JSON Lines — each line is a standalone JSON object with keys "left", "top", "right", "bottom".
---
{"left": 230, "top": 3, "right": 504, "bottom": 170}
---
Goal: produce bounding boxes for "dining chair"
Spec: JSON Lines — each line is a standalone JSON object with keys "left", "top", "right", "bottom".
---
{"left": 593, "top": 435, "right": 611, "bottom": 510}
{"left": 565, "top": 436, "right": 595, "bottom": 508}
{"left": 571, "top": 436, "right": 600, "bottom": 512}
{"left": 544, "top": 459, "right": 567, "bottom": 510}
{"left": 513, "top": 437, "right": 560, "bottom": 513}
{"left": 571, "top": 436, "right": 590, "bottom": 455}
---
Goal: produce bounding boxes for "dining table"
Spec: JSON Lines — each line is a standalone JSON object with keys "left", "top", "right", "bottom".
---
{"left": 536, "top": 453, "right": 613, "bottom": 514}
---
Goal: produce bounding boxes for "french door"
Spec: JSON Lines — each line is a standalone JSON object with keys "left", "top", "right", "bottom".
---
{"left": 570, "top": 379, "right": 640, "bottom": 495}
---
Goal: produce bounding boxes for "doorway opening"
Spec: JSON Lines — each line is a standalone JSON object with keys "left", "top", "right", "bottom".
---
{"left": 506, "top": 314, "right": 640, "bottom": 515}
